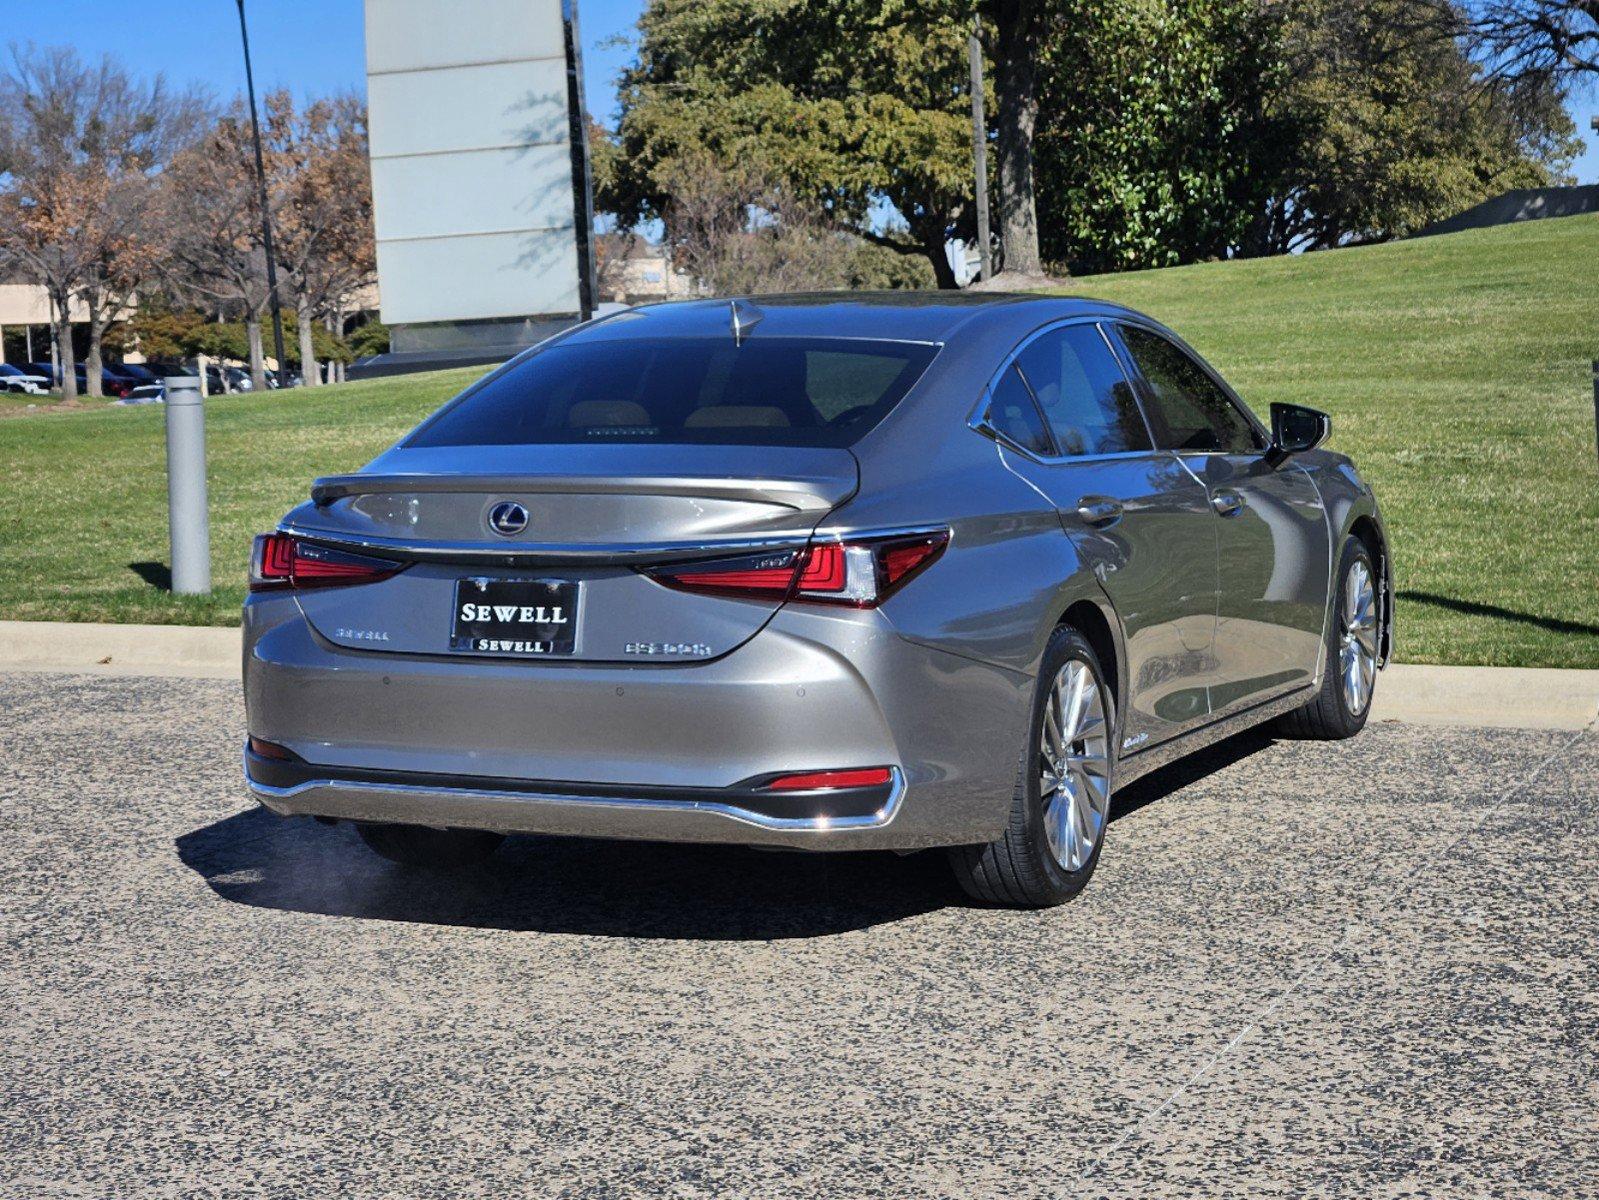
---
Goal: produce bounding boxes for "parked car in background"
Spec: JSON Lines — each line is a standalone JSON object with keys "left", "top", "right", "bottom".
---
{"left": 243, "top": 293, "right": 1392, "bottom": 908}
{"left": 112, "top": 363, "right": 165, "bottom": 402}
{"left": 0, "top": 363, "right": 51, "bottom": 395}
{"left": 24, "top": 362, "right": 60, "bottom": 387}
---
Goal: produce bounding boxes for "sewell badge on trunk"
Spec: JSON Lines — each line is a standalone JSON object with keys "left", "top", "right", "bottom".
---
{"left": 452, "top": 578, "right": 579, "bottom": 656}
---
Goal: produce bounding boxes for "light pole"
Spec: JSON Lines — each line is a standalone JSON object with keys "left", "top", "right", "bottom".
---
{"left": 235, "top": 0, "right": 289, "bottom": 389}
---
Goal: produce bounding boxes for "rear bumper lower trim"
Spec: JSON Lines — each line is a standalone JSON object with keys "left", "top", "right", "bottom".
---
{"left": 245, "top": 754, "right": 905, "bottom": 843}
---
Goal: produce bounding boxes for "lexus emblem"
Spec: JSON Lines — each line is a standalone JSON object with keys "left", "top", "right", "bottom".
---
{"left": 487, "top": 501, "right": 529, "bottom": 537}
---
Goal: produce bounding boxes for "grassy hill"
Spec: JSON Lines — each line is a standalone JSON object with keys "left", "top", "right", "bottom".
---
{"left": 0, "top": 213, "right": 1594, "bottom": 666}
{"left": 1056, "top": 214, "right": 1599, "bottom": 668}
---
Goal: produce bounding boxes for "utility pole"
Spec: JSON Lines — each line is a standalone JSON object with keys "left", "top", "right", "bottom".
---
{"left": 235, "top": 0, "right": 290, "bottom": 389}
{"left": 968, "top": 20, "right": 992, "bottom": 284}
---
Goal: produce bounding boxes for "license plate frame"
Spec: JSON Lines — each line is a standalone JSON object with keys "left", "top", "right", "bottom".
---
{"left": 450, "top": 577, "right": 579, "bottom": 657}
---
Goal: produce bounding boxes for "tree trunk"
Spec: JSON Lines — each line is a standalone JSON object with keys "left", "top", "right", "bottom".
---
{"left": 53, "top": 294, "right": 78, "bottom": 402}
{"left": 84, "top": 294, "right": 104, "bottom": 398}
{"left": 993, "top": 0, "right": 1042, "bottom": 275}
{"left": 298, "top": 308, "right": 319, "bottom": 387}
{"left": 919, "top": 223, "right": 959, "bottom": 290}
{"left": 247, "top": 316, "right": 266, "bottom": 393}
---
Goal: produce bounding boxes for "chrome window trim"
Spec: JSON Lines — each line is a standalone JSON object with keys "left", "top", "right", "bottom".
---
{"left": 966, "top": 315, "right": 1160, "bottom": 464}
{"left": 246, "top": 757, "right": 906, "bottom": 834}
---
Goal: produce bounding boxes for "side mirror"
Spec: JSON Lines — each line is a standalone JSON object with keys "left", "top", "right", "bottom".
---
{"left": 1264, "top": 402, "right": 1330, "bottom": 468}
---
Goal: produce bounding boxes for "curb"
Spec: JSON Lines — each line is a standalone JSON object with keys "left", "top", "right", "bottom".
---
{"left": 0, "top": 620, "right": 1595, "bottom": 731}
{"left": 0, "top": 620, "right": 240, "bottom": 680}
{"left": 1367, "top": 663, "right": 1599, "bottom": 732}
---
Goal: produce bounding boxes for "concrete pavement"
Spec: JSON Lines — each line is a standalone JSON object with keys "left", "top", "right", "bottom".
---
{"left": 1, "top": 670, "right": 1594, "bottom": 1197}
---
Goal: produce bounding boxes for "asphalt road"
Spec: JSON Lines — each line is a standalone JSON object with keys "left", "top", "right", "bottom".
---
{"left": 2, "top": 670, "right": 1594, "bottom": 1199}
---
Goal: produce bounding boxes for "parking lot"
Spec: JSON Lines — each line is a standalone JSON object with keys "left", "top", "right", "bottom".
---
{"left": 2, "top": 668, "right": 1594, "bottom": 1198}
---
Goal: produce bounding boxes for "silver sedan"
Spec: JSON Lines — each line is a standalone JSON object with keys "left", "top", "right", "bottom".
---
{"left": 243, "top": 293, "right": 1391, "bottom": 906}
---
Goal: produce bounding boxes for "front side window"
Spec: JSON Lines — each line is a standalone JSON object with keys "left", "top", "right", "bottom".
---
{"left": 1117, "top": 325, "right": 1262, "bottom": 454}
{"left": 406, "top": 336, "right": 938, "bottom": 449}
{"left": 1013, "top": 323, "right": 1152, "bottom": 456}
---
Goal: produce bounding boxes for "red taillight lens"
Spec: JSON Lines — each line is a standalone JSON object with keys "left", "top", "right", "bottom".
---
{"left": 249, "top": 533, "right": 406, "bottom": 592}
{"left": 764, "top": 767, "right": 894, "bottom": 791}
{"left": 661, "top": 548, "right": 807, "bottom": 596}
{"left": 647, "top": 530, "right": 947, "bottom": 608}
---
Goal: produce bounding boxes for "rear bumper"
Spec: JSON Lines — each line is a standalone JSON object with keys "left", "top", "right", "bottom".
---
{"left": 246, "top": 750, "right": 905, "bottom": 848}
{"left": 242, "top": 596, "right": 1031, "bottom": 850}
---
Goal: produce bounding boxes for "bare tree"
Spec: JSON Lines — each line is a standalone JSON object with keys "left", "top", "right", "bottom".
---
{"left": 266, "top": 90, "right": 374, "bottom": 386}
{"left": 1466, "top": 1, "right": 1599, "bottom": 85}
{"left": 661, "top": 152, "right": 851, "bottom": 295}
{"left": 0, "top": 46, "right": 203, "bottom": 398}
{"left": 163, "top": 107, "right": 274, "bottom": 390}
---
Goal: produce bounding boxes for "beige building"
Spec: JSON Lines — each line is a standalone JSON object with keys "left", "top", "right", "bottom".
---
{"left": 0, "top": 283, "right": 88, "bottom": 362}
{"left": 596, "top": 236, "right": 697, "bottom": 305}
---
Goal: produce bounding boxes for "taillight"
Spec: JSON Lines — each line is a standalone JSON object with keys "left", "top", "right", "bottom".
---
{"left": 249, "top": 532, "right": 406, "bottom": 592}
{"left": 647, "top": 529, "right": 947, "bottom": 608}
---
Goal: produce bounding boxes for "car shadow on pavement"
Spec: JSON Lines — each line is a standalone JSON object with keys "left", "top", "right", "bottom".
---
{"left": 176, "top": 728, "right": 1276, "bottom": 940}
{"left": 175, "top": 807, "right": 963, "bottom": 940}
{"left": 1109, "top": 726, "right": 1276, "bottom": 824}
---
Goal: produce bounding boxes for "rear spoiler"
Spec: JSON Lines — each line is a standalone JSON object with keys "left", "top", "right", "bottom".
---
{"left": 310, "top": 472, "right": 843, "bottom": 512}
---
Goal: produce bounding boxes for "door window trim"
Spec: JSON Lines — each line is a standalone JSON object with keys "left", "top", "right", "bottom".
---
{"left": 1105, "top": 319, "right": 1269, "bottom": 455}
{"left": 968, "top": 317, "right": 1161, "bottom": 464}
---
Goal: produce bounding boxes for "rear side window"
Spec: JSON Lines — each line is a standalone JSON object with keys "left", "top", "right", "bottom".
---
{"left": 984, "top": 365, "right": 1054, "bottom": 455}
{"left": 1117, "top": 325, "right": 1262, "bottom": 454}
{"left": 1014, "top": 324, "right": 1152, "bottom": 456}
{"left": 405, "top": 336, "right": 938, "bottom": 449}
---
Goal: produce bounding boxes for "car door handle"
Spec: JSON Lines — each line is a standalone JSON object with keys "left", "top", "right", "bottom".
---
{"left": 1211, "top": 489, "right": 1246, "bottom": 518}
{"left": 1076, "top": 496, "right": 1124, "bottom": 528}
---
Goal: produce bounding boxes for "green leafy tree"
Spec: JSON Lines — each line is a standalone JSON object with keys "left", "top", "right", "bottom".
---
{"left": 1034, "top": 0, "right": 1291, "bottom": 273}
{"left": 609, "top": 0, "right": 975, "bottom": 287}
{"left": 1264, "top": 0, "right": 1580, "bottom": 251}
{"left": 1032, "top": 0, "right": 1578, "bottom": 272}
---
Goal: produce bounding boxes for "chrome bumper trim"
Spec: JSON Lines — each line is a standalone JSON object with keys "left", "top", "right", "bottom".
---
{"left": 245, "top": 757, "right": 905, "bottom": 838}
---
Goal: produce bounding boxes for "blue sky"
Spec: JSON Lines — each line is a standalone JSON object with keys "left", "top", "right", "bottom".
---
{"left": 6, "top": 0, "right": 1595, "bottom": 183}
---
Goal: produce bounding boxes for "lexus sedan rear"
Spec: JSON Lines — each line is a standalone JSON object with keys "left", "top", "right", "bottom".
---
{"left": 243, "top": 293, "right": 1389, "bottom": 906}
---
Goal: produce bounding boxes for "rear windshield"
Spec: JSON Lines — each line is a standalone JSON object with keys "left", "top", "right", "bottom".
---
{"left": 405, "top": 336, "right": 939, "bottom": 449}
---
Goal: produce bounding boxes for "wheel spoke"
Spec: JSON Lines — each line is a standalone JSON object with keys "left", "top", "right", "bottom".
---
{"left": 1061, "top": 665, "right": 1089, "bottom": 740}
{"left": 1036, "top": 653, "right": 1113, "bottom": 873}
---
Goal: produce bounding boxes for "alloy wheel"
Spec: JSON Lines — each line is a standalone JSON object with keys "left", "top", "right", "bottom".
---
{"left": 1039, "top": 659, "right": 1112, "bottom": 873}
{"left": 1339, "top": 558, "right": 1378, "bottom": 717}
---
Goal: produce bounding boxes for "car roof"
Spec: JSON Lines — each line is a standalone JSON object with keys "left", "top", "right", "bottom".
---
{"left": 566, "top": 291, "right": 1145, "bottom": 345}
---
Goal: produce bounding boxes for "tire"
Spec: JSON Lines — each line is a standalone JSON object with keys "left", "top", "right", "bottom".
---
{"left": 1276, "top": 537, "right": 1379, "bottom": 740}
{"left": 948, "top": 625, "right": 1116, "bottom": 908}
{"left": 354, "top": 822, "right": 505, "bottom": 868}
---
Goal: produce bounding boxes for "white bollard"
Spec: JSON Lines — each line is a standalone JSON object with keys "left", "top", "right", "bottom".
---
{"left": 163, "top": 376, "right": 211, "bottom": 595}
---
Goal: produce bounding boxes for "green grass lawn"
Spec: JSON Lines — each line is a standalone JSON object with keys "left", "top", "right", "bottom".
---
{"left": 0, "top": 368, "right": 486, "bottom": 627}
{"left": 0, "top": 213, "right": 1595, "bottom": 666}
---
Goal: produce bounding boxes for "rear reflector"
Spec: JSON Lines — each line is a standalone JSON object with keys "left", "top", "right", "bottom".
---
{"left": 247, "top": 735, "right": 293, "bottom": 760}
{"left": 647, "top": 530, "right": 947, "bottom": 608}
{"left": 250, "top": 533, "right": 406, "bottom": 592}
{"left": 764, "top": 767, "right": 894, "bottom": 791}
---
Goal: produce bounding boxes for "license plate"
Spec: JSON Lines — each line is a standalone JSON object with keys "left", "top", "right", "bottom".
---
{"left": 451, "top": 578, "right": 579, "bottom": 656}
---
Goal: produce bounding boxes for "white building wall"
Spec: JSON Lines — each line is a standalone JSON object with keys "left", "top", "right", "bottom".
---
{"left": 364, "top": 0, "right": 581, "bottom": 325}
